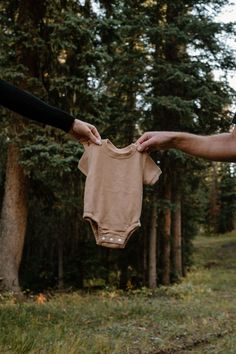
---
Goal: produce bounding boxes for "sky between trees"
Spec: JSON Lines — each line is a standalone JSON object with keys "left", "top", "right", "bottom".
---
{"left": 216, "top": 2, "right": 236, "bottom": 93}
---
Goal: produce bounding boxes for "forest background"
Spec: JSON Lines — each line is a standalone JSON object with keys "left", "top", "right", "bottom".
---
{"left": 0, "top": 0, "right": 236, "bottom": 295}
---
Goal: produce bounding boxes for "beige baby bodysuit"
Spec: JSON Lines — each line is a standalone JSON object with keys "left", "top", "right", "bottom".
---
{"left": 78, "top": 139, "right": 161, "bottom": 249}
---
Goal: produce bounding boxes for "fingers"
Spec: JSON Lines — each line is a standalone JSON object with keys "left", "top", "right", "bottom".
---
{"left": 71, "top": 119, "right": 102, "bottom": 145}
{"left": 88, "top": 128, "right": 102, "bottom": 145}
{"left": 137, "top": 140, "right": 152, "bottom": 152}
{"left": 136, "top": 133, "right": 153, "bottom": 152}
{"left": 89, "top": 125, "right": 102, "bottom": 144}
{"left": 136, "top": 132, "right": 150, "bottom": 145}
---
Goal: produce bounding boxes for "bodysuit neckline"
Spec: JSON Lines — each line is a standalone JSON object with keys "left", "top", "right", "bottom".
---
{"left": 102, "top": 139, "right": 137, "bottom": 159}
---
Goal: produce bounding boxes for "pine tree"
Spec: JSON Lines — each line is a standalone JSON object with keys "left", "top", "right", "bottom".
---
{"left": 141, "top": 0, "right": 235, "bottom": 285}
{"left": 1, "top": 0, "right": 235, "bottom": 292}
{"left": 0, "top": 0, "right": 46, "bottom": 294}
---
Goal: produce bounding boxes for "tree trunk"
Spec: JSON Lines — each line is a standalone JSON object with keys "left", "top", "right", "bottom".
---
{"left": 0, "top": 145, "right": 28, "bottom": 293}
{"left": 0, "top": 0, "right": 46, "bottom": 293}
{"left": 148, "top": 203, "right": 157, "bottom": 289}
{"left": 233, "top": 211, "right": 236, "bottom": 231}
{"left": 209, "top": 163, "right": 220, "bottom": 233}
{"left": 58, "top": 237, "right": 64, "bottom": 290}
{"left": 142, "top": 224, "right": 148, "bottom": 287}
{"left": 172, "top": 187, "right": 182, "bottom": 278}
{"left": 162, "top": 178, "right": 171, "bottom": 285}
{"left": 119, "top": 256, "right": 128, "bottom": 290}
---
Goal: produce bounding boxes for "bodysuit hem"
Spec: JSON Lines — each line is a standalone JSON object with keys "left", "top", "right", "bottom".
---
{"left": 83, "top": 211, "right": 141, "bottom": 249}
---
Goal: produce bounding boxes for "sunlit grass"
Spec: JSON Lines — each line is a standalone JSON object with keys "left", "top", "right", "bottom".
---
{"left": 1, "top": 232, "right": 236, "bottom": 353}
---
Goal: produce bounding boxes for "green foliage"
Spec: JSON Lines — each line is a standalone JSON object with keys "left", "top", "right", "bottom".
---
{"left": 0, "top": 0, "right": 236, "bottom": 291}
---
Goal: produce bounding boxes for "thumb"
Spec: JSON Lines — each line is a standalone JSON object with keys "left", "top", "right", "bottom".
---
{"left": 88, "top": 130, "right": 102, "bottom": 145}
{"left": 137, "top": 139, "right": 152, "bottom": 152}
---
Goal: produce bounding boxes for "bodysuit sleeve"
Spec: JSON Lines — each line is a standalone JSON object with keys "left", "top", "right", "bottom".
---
{"left": 78, "top": 143, "right": 90, "bottom": 176}
{"left": 143, "top": 154, "right": 162, "bottom": 185}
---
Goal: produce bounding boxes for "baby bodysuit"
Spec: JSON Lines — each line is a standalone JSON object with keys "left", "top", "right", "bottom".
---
{"left": 78, "top": 139, "right": 162, "bottom": 249}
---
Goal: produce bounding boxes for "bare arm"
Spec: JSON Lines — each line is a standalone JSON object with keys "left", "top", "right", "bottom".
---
{"left": 136, "top": 126, "right": 236, "bottom": 162}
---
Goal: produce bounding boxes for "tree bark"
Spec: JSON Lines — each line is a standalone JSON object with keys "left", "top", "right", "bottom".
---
{"left": 148, "top": 203, "right": 157, "bottom": 289}
{"left": 209, "top": 163, "right": 220, "bottom": 233}
{"left": 0, "top": 0, "right": 46, "bottom": 293}
{"left": 119, "top": 257, "right": 128, "bottom": 290}
{"left": 162, "top": 178, "right": 171, "bottom": 286}
{"left": 58, "top": 237, "right": 64, "bottom": 290}
{"left": 172, "top": 187, "right": 182, "bottom": 278}
{"left": 0, "top": 145, "right": 28, "bottom": 292}
{"left": 142, "top": 224, "right": 148, "bottom": 287}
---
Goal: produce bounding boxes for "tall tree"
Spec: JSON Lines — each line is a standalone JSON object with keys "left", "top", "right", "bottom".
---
{"left": 208, "top": 163, "right": 220, "bottom": 233}
{"left": 142, "top": 0, "right": 235, "bottom": 284}
{"left": 172, "top": 173, "right": 182, "bottom": 278}
{"left": 148, "top": 201, "right": 158, "bottom": 288}
{"left": 161, "top": 173, "right": 172, "bottom": 285}
{"left": 0, "top": 0, "right": 46, "bottom": 293}
{"left": 1, "top": 0, "right": 235, "bottom": 292}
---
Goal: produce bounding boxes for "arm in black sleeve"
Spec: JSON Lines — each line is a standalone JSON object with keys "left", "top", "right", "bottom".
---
{"left": 0, "top": 79, "right": 75, "bottom": 132}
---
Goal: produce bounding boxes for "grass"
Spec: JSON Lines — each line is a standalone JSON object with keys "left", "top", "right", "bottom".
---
{"left": 1, "top": 232, "right": 236, "bottom": 353}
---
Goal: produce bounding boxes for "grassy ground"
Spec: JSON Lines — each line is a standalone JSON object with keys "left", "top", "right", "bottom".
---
{"left": 1, "top": 233, "right": 236, "bottom": 354}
